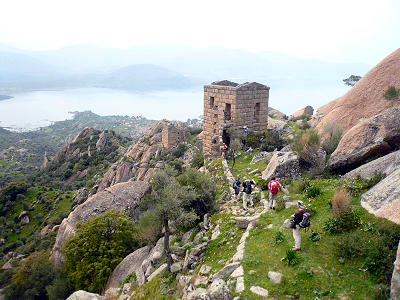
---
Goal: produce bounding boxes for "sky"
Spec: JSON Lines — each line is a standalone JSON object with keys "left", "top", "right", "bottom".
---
{"left": 0, "top": 0, "right": 399, "bottom": 65}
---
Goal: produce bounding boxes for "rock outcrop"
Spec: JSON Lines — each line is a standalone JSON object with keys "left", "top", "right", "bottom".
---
{"left": 328, "top": 107, "right": 400, "bottom": 173}
{"left": 289, "top": 105, "right": 314, "bottom": 120}
{"left": 311, "top": 48, "right": 400, "bottom": 136}
{"left": 72, "top": 127, "right": 94, "bottom": 143}
{"left": 51, "top": 181, "right": 150, "bottom": 266}
{"left": 261, "top": 147, "right": 322, "bottom": 181}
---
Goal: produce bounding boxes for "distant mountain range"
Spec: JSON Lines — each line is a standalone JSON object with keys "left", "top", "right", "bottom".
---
{"left": 0, "top": 42, "right": 373, "bottom": 97}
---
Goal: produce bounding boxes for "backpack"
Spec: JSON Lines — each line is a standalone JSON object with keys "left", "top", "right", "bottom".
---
{"left": 243, "top": 181, "right": 252, "bottom": 194}
{"left": 298, "top": 211, "right": 311, "bottom": 229}
{"left": 270, "top": 181, "right": 279, "bottom": 194}
{"left": 232, "top": 180, "right": 239, "bottom": 189}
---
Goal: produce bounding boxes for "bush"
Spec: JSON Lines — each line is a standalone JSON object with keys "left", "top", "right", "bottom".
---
{"left": 2, "top": 251, "right": 73, "bottom": 300}
{"left": 383, "top": 85, "right": 400, "bottom": 100}
{"left": 62, "top": 210, "right": 136, "bottom": 293}
{"left": 291, "top": 128, "right": 320, "bottom": 165}
{"left": 256, "top": 179, "right": 269, "bottom": 191}
{"left": 191, "top": 152, "right": 204, "bottom": 170}
{"left": 344, "top": 173, "right": 385, "bottom": 197}
{"left": 322, "top": 124, "right": 343, "bottom": 156}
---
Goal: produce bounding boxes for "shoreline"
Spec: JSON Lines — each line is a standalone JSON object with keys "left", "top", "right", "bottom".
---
{"left": 0, "top": 86, "right": 83, "bottom": 96}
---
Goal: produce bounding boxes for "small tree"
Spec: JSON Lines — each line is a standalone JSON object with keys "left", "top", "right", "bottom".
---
{"left": 141, "top": 168, "right": 199, "bottom": 271}
{"left": 291, "top": 128, "right": 321, "bottom": 165}
{"left": 62, "top": 210, "right": 135, "bottom": 293}
{"left": 383, "top": 85, "right": 400, "bottom": 100}
{"left": 343, "top": 75, "right": 361, "bottom": 87}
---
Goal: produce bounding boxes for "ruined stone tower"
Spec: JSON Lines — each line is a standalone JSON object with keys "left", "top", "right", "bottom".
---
{"left": 203, "top": 80, "right": 270, "bottom": 157}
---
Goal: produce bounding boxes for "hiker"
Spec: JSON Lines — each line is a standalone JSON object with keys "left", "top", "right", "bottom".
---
{"left": 243, "top": 126, "right": 249, "bottom": 134}
{"left": 223, "top": 143, "right": 228, "bottom": 158}
{"left": 233, "top": 175, "right": 242, "bottom": 200}
{"left": 242, "top": 139, "right": 246, "bottom": 151}
{"left": 242, "top": 177, "right": 256, "bottom": 210}
{"left": 268, "top": 176, "right": 281, "bottom": 210}
{"left": 290, "top": 200, "right": 306, "bottom": 251}
{"left": 259, "top": 136, "right": 265, "bottom": 143}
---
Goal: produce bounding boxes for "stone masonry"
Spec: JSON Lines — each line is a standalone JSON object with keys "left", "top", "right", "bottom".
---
{"left": 162, "top": 121, "right": 185, "bottom": 149}
{"left": 203, "top": 80, "right": 270, "bottom": 157}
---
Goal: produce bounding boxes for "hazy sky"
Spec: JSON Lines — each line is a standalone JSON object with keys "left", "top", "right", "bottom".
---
{"left": 0, "top": 0, "right": 399, "bottom": 65}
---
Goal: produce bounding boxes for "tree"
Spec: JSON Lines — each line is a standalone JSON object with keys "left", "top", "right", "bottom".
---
{"left": 61, "top": 210, "right": 135, "bottom": 293}
{"left": 343, "top": 75, "right": 361, "bottom": 87}
{"left": 140, "top": 167, "right": 203, "bottom": 271}
{"left": 2, "top": 251, "right": 73, "bottom": 300}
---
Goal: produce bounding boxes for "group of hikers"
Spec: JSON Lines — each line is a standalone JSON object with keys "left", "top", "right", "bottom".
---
{"left": 232, "top": 175, "right": 309, "bottom": 251}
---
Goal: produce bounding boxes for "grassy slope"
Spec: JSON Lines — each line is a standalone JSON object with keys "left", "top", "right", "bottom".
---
{"left": 113, "top": 147, "right": 395, "bottom": 300}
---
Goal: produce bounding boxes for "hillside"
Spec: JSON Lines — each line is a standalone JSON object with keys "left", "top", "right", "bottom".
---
{"left": 0, "top": 111, "right": 156, "bottom": 188}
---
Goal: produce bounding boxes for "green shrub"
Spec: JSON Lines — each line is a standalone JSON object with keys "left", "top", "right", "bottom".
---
{"left": 383, "top": 85, "right": 400, "bottom": 100}
{"left": 191, "top": 152, "right": 204, "bottom": 170}
{"left": 282, "top": 249, "right": 299, "bottom": 266}
{"left": 62, "top": 210, "right": 135, "bottom": 293}
{"left": 344, "top": 173, "right": 385, "bottom": 197}
{"left": 373, "top": 284, "right": 390, "bottom": 300}
{"left": 256, "top": 179, "right": 269, "bottom": 191}
{"left": 291, "top": 128, "right": 320, "bottom": 165}
{"left": 309, "top": 230, "right": 323, "bottom": 242}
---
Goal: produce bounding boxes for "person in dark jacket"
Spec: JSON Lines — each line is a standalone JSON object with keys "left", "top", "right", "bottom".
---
{"left": 290, "top": 200, "right": 305, "bottom": 251}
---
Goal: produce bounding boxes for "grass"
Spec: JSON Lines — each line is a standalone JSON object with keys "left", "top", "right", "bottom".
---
{"left": 199, "top": 151, "right": 395, "bottom": 300}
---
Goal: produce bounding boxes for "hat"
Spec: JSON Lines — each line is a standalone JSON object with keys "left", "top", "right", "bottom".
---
{"left": 297, "top": 201, "right": 304, "bottom": 208}
{"left": 243, "top": 176, "right": 248, "bottom": 180}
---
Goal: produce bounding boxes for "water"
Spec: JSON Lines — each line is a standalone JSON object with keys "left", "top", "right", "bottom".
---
{"left": 0, "top": 87, "right": 204, "bottom": 131}
{"left": 0, "top": 84, "right": 350, "bottom": 132}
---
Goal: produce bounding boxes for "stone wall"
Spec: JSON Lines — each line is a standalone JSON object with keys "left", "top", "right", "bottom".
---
{"left": 162, "top": 121, "right": 185, "bottom": 149}
{"left": 203, "top": 80, "right": 269, "bottom": 157}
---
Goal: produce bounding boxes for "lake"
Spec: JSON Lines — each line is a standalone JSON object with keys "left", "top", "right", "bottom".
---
{"left": 0, "top": 87, "right": 205, "bottom": 131}
{"left": 0, "top": 84, "right": 350, "bottom": 132}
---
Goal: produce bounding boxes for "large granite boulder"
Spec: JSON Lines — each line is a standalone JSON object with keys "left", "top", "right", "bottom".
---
{"left": 328, "top": 107, "right": 400, "bottom": 173}
{"left": 311, "top": 48, "right": 400, "bottom": 137}
{"left": 343, "top": 150, "right": 400, "bottom": 180}
{"left": 267, "top": 116, "right": 287, "bottom": 132}
{"left": 289, "top": 106, "right": 314, "bottom": 120}
{"left": 261, "top": 147, "right": 316, "bottom": 181}
{"left": 51, "top": 181, "right": 151, "bottom": 266}
{"left": 72, "top": 127, "right": 95, "bottom": 143}
{"left": 342, "top": 150, "right": 400, "bottom": 224}
{"left": 104, "top": 245, "right": 151, "bottom": 291}
{"left": 66, "top": 290, "right": 104, "bottom": 300}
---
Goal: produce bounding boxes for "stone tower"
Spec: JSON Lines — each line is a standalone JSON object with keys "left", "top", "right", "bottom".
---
{"left": 203, "top": 80, "right": 270, "bottom": 157}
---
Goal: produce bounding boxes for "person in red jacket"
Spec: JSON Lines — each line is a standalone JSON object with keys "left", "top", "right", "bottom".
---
{"left": 268, "top": 176, "right": 281, "bottom": 210}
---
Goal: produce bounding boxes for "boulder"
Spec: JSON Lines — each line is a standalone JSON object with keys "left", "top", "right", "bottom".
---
{"left": 328, "top": 107, "right": 400, "bottom": 173}
{"left": 312, "top": 48, "right": 400, "bottom": 137}
{"left": 268, "top": 107, "right": 287, "bottom": 119}
{"left": 66, "top": 290, "right": 104, "bottom": 300}
{"left": 343, "top": 150, "right": 400, "bottom": 180}
{"left": 209, "top": 278, "right": 233, "bottom": 300}
{"left": 261, "top": 150, "right": 303, "bottom": 182}
{"left": 267, "top": 116, "right": 287, "bottom": 132}
{"left": 234, "top": 216, "right": 258, "bottom": 229}
{"left": 289, "top": 105, "right": 314, "bottom": 120}
{"left": 147, "top": 263, "right": 168, "bottom": 282}
{"left": 72, "top": 188, "right": 90, "bottom": 206}
{"left": 105, "top": 246, "right": 151, "bottom": 291}
{"left": 51, "top": 181, "right": 150, "bottom": 266}
{"left": 98, "top": 161, "right": 135, "bottom": 192}
{"left": 361, "top": 168, "right": 400, "bottom": 223}
{"left": 250, "top": 286, "right": 269, "bottom": 298}
{"left": 72, "top": 127, "right": 94, "bottom": 144}
{"left": 213, "top": 262, "right": 241, "bottom": 280}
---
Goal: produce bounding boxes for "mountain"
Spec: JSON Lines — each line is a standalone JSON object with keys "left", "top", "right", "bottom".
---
{"left": 100, "top": 64, "right": 202, "bottom": 90}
